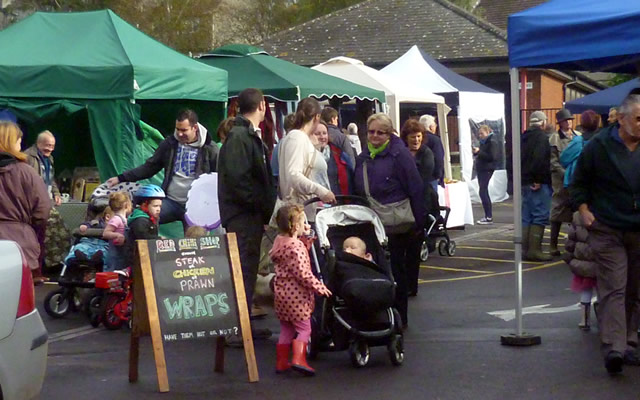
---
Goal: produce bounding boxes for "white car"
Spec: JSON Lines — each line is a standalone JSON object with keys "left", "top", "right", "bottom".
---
{"left": 0, "top": 241, "right": 48, "bottom": 400}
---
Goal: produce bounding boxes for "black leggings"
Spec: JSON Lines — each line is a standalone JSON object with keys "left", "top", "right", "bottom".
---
{"left": 477, "top": 169, "right": 494, "bottom": 219}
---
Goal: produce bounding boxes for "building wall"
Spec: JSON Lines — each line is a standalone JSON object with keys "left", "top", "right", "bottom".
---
{"left": 539, "top": 73, "right": 565, "bottom": 109}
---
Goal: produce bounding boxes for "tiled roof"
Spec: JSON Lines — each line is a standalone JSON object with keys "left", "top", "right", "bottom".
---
{"left": 261, "top": 0, "right": 507, "bottom": 67}
{"left": 477, "top": 0, "right": 546, "bottom": 30}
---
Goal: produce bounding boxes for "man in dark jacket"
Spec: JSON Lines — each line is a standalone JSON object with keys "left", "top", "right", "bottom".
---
{"left": 570, "top": 94, "right": 640, "bottom": 375}
{"left": 321, "top": 106, "right": 356, "bottom": 167}
{"left": 419, "top": 114, "right": 445, "bottom": 190}
{"left": 218, "top": 88, "right": 276, "bottom": 340}
{"left": 521, "top": 111, "right": 552, "bottom": 261}
{"left": 106, "top": 109, "right": 218, "bottom": 229}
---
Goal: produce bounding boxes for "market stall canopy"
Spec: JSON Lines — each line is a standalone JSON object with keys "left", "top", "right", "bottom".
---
{"left": 381, "top": 45, "right": 499, "bottom": 94}
{"left": 198, "top": 44, "right": 386, "bottom": 102}
{"left": 382, "top": 45, "right": 507, "bottom": 206}
{"left": 508, "top": 0, "right": 640, "bottom": 73}
{"left": 0, "top": 9, "right": 228, "bottom": 101}
{"left": 312, "top": 56, "right": 444, "bottom": 131}
{"left": 566, "top": 78, "right": 640, "bottom": 114}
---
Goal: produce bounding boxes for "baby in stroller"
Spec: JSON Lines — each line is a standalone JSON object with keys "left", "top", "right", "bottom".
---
{"left": 310, "top": 198, "right": 404, "bottom": 368}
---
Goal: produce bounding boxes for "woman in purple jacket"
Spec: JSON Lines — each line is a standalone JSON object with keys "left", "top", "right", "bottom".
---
{"left": 354, "top": 113, "right": 425, "bottom": 328}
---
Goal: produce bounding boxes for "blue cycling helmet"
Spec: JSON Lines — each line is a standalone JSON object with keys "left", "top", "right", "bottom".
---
{"left": 133, "top": 184, "right": 166, "bottom": 204}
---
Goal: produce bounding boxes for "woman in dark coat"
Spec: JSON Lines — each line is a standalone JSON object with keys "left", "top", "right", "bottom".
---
{"left": 353, "top": 113, "right": 425, "bottom": 327}
{"left": 400, "top": 119, "right": 436, "bottom": 297}
{"left": 0, "top": 122, "right": 51, "bottom": 285}
{"left": 473, "top": 125, "right": 499, "bottom": 224}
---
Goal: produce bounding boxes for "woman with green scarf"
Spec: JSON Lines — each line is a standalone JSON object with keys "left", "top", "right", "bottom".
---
{"left": 353, "top": 113, "right": 425, "bottom": 328}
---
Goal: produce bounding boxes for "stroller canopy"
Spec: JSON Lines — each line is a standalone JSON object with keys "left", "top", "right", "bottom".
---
{"left": 315, "top": 205, "right": 386, "bottom": 248}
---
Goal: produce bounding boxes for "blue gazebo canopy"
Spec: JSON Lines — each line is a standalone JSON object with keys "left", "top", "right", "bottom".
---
{"left": 566, "top": 79, "right": 640, "bottom": 114}
{"left": 508, "top": 0, "right": 640, "bottom": 73}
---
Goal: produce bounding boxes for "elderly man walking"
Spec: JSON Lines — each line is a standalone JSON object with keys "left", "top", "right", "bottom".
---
{"left": 571, "top": 94, "right": 640, "bottom": 375}
{"left": 521, "top": 111, "right": 552, "bottom": 261}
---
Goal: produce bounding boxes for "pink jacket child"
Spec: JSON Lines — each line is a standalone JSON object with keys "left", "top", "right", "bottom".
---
{"left": 269, "top": 204, "right": 330, "bottom": 377}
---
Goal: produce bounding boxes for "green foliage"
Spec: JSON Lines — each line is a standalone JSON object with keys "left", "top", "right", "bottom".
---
{"left": 608, "top": 73, "right": 634, "bottom": 87}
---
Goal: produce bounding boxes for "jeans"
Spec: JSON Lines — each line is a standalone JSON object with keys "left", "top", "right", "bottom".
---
{"left": 521, "top": 184, "right": 551, "bottom": 226}
{"left": 224, "top": 212, "right": 264, "bottom": 312}
{"left": 477, "top": 169, "right": 494, "bottom": 219}
{"left": 159, "top": 197, "right": 186, "bottom": 227}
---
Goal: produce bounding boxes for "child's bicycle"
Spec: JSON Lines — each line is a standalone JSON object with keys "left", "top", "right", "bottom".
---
{"left": 44, "top": 251, "right": 103, "bottom": 319}
{"left": 91, "top": 268, "right": 133, "bottom": 330}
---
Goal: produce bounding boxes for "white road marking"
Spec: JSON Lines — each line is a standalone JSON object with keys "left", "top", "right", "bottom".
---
{"left": 487, "top": 303, "right": 580, "bottom": 322}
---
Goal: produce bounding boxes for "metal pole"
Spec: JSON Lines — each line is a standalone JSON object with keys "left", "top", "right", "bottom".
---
{"left": 501, "top": 68, "right": 540, "bottom": 346}
{"left": 511, "top": 68, "right": 524, "bottom": 337}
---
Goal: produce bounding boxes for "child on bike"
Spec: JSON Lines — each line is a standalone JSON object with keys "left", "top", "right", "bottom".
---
{"left": 103, "top": 192, "right": 132, "bottom": 271}
{"left": 270, "top": 204, "right": 331, "bottom": 376}
{"left": 128, "top": 184, "right": 164, "bottom": 243}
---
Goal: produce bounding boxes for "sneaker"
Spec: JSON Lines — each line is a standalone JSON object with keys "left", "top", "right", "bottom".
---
{"left": 477, "top": 217, "right": 493, "bottom": 225}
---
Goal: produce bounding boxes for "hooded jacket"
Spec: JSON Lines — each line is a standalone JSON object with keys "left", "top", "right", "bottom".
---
{"left": 218, "top": 115, "right": 276, "bottom": 226}
{"left": 354, "top": 134, "right": 426, "bottom": 230}
{"left": 0, "top": 152, "right": 51, "bottom": 270}
{"left": 118, "top": 123, "right": 218, "bottom": 203}
{"left": 25, "top": 144, "right": 60, "bottom": 199}
{"left": 270, "top": 235, "right": 326, "bottom": 321}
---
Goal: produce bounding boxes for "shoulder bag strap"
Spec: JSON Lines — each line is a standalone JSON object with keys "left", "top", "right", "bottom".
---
{"left": 362, "top": 160, "right": 371, "bottom": 197}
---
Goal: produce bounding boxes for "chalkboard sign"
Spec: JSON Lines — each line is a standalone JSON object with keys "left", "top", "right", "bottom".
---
{"left": 129, "top": 233, "right": 259, "bottom": 392}
{"left": 147, "top": 236, "right": 239, "bottom": 341}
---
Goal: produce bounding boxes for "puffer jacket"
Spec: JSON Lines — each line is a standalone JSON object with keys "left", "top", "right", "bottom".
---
{"left": 563, "top": 211, "right": 597, "bottom": 278}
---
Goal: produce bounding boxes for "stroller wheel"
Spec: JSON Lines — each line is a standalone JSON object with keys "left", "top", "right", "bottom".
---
{"left": 388, "top": 334, "right": 404, "bottom": 366}
{"left": 438, "top": 240, "right": 448, "bottom": 256}
{"left": 44, "top": 288, "right": 71, "bottom": 318}
{"left": 87, "top": 295, "right": 102, "bottom": 328}
{"left": 349, "top": 340, "right": 370, "bottom": 368}
{"left": 420, "top": 240, "right": 429, "bottom": 262}
{"left": 447, "top": 241, "right": 457, "bottom": 256}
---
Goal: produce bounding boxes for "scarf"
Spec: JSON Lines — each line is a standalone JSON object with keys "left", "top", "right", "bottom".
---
{"left": 368, "top": 140, "right": 389, "bottom": 159}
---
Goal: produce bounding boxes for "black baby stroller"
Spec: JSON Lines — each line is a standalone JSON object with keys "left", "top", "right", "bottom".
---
{"left": 420, "top": 205, "right": 456, "bottom": 261}
{"left": 307, "top": 196, "right": 404, "bottom": 368}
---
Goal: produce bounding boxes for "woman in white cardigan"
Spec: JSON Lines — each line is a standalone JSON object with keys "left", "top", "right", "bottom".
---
{"left": 278, "top": 98, "right": 336, "bottom": 221}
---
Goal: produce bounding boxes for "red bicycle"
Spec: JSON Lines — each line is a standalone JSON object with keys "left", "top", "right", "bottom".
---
{"left": 94, "top": 269, "right": 132, "bottom": 330}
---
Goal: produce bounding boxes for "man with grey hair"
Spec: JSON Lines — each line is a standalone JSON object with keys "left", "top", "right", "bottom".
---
{"left": 571, "top": 94, "right": 640, "bottom": 375}
{"left": 419, "top": 114, "right": 445, "bottom": 191}
{"left": 25, "top": 130, "right": 61, "bottom": 206}
{"left": 520, "top": 111, "right": 552, "bottom": 262}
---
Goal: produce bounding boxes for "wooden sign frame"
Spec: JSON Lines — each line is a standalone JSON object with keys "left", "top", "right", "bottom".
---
{"left": 129, "top": 232, "right": 258, "bottom": 393}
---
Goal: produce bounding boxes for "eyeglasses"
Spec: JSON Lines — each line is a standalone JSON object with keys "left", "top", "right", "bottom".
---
{"left": 367, "top": 129, "right": 389, "bottom": 136}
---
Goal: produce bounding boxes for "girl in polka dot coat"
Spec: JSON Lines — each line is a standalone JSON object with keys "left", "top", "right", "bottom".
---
{"left": 270, "top": 204, "right": 331, "bottom": 376}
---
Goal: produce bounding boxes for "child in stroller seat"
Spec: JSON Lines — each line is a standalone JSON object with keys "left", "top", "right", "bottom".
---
{"left": 333, "top": 237, "right": 396, "bottom": 320}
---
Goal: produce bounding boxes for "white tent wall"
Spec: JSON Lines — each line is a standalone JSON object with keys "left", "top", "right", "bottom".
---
{"left": 457, "top": 91, "right": 509, "bottom": 204}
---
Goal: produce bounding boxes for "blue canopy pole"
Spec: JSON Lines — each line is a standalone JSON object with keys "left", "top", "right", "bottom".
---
{"left": 501, "top": 68, "right": 541, "bottom": 346}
